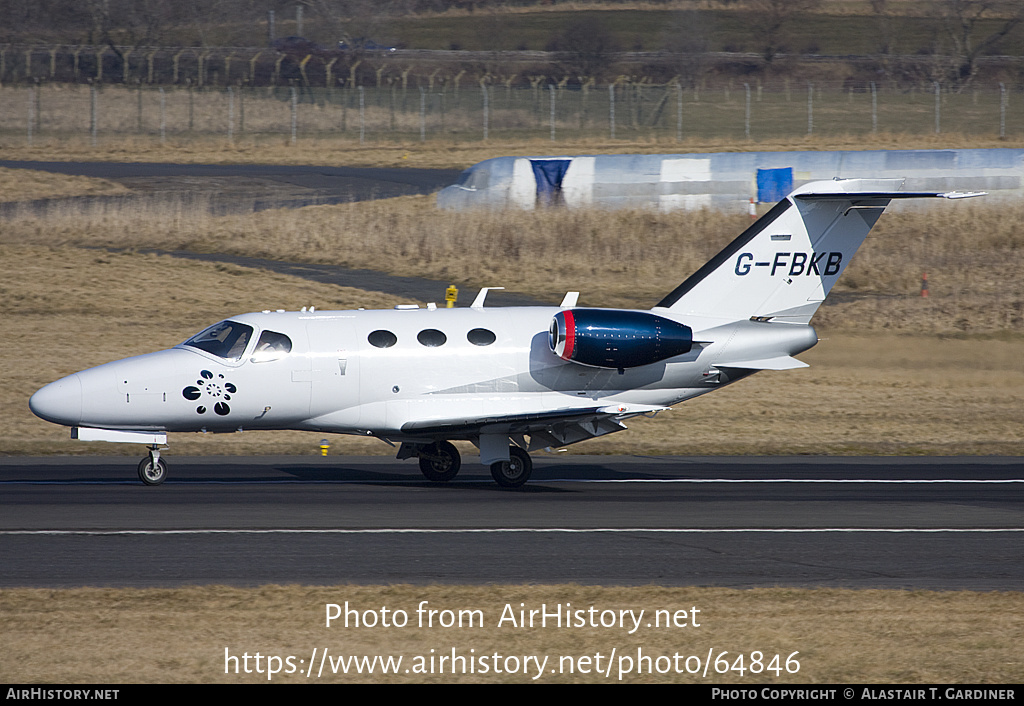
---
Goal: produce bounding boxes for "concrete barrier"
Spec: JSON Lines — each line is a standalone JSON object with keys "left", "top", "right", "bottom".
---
{"left": 437, "top": 149, "right": 1024, "bottom": 212}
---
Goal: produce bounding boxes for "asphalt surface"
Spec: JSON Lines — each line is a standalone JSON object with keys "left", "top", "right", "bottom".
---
{"left": 2, "top": 455, "right": 1021, "bottom": 590}
{"left": 0, "top": 159, "right": 464, "bottom": 214}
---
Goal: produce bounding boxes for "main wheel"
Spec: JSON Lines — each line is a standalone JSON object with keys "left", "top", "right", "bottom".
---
{"left": 138, "top": 456, "right": 167, "bottom": 485}
{"left": 418, "top": 440, "right": 461, "bottom": 482}
{"left": 490, "top": 446, "right": 532, "bottom": 488}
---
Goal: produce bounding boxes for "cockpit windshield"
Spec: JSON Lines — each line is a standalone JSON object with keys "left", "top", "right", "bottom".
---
{"left": 182, "top": 321, "right": 254, "bottom": 361}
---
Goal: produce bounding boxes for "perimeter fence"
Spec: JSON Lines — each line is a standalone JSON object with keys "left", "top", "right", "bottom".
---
{"left": 2, "top": 80, "right": 1021, "bottom": 146}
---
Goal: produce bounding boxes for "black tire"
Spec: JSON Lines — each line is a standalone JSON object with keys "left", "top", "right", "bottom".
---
{"left": 418, "top": 441, "right": 461, "bottom": 482}
{"left": 138, "top": 456, "right": 167, "bottom": 486}
{"left": 490, "top": 446, "right": 532, "bottom": 488}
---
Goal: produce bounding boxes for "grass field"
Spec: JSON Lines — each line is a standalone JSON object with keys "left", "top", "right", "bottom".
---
{"left": 17, "top": 1, "right": 1020, "bottom": 59}
{"left": 0, "top": 166, "right": 128, "bottom": 203}
{"left": 387, "top": 4, "right": 1024, "bottom": 55}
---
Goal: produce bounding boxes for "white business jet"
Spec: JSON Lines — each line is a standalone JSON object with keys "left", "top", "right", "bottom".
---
{"left": 29, "top": 179, "right": 981, "bottom": 487}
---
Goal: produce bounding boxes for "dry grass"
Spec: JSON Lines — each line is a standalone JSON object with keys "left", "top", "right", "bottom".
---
{"left": 1, "top": 584, "right": 1021, "bottom": 683}
{"left": 0, "top": 166, "right": 129, "bottom": 203}
{"left": 2, "top": 192, "right": 1022, "bottom": 332}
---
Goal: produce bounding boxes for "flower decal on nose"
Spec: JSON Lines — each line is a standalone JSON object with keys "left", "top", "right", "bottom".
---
{"left": 182, "top": 370, "right": 238, "bottom": 416}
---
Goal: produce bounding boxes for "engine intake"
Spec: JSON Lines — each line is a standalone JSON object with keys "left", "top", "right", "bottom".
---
{"left": 549, "top": 309, "right": 693, "bottom": 369}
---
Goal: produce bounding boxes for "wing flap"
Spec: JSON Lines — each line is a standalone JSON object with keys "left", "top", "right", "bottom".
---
{"left": 715, "top": 356, "right": 809, "bottom": 371}
{"left": 399, "top": 403, "right": 667, "bottom": 448}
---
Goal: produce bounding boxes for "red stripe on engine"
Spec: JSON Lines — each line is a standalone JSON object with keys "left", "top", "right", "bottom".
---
{"left": 563, "top": 310, "right": 576, "bottom": 361}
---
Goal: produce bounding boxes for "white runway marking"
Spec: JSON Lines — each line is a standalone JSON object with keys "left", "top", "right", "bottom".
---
{"left": 2, "top": 477, "right": 1023, "bottom": 485}
{"left": 4, "top": 528, "right": 1024, "bottom": 536}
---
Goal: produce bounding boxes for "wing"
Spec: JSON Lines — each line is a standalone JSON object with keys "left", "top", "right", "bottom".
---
{"left": 399, "top": 403, "right": 668, "bottom": 451}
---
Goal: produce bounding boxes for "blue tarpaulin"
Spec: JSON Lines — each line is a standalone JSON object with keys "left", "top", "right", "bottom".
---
{"left": 756, "top": 167, "right": 794, "bottom": 203}
{"left": 531, "top": 159, "right": 571, "bottom": 206}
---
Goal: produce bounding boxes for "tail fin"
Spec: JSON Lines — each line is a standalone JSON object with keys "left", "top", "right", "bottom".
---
{"left": 653, "top": 178, "right": 983, "bottom": 324}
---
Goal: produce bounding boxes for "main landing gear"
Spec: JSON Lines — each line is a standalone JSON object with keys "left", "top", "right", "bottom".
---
{"left": 411, "top": 441, "right": 533, "bottom": 488}
{"left": 490, "top": 446, "right": 532, "bottom": 488}
{"left": 417, "top": 440, "right": 461, "bottom": 482}
{"left": 138, "top": 445, "right": 167, "bottom": 485}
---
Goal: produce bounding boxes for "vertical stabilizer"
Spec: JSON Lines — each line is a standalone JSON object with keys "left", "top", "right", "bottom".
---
{"left": 653, "top": 178, "right": 982, "bottom": 324}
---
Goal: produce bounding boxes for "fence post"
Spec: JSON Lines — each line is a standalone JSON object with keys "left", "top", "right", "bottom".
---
{"left": 27, "top": 85, "right": 34, "bottom": 146}
{"left": 290, "top": 85, "right": 297, "bottom": 143}
{"left": 159, "top": 87, "right": 166, "bottom": 145}
{"left": 482, "top": 83, "right": 489, "bottom": 141}
{"left": 609, "top": 83, "right": 616, "bottom": 139}
{"left": 871, "top": 81, "right": 877, "bottom": 134}
{"left": 807, "top": 82, "right": 813, "bottom": 136}
{"left": 934, "top": 81, "right": 941, "bottom": 134}
{"left": 744, "top": 82, "right": 750, "bottom": 139}
{"left": 90, "top": 83, "right": 97, "bottom": 146}
{"left": 419, "top": 86, "right": 426, "bottom": 142}
{"left": 228, "top": 86, "right": 234, "bottom": 142}
{"left": 1000, "top": 82, "right": 1006, "bottom": 139}
{"left": 676, "top": 82, "right": 682, "bottom": 142}
{"left": 359, "top": 85, "right": 365, "bottom": 144}
{"left": 549, "top": 84, "right": 555, "bottom": 142}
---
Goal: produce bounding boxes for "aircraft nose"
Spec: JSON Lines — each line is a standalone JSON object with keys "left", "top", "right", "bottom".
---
{"left": 29, "top": 374, "right": 83, "bottom": 426}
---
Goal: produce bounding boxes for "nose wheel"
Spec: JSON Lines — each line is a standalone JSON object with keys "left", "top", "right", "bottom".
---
{"left": 138, "top": 447, "right": 167, "bottom": 485}
{"left": 490, "top": 446, "right": 532, "bottom": 488}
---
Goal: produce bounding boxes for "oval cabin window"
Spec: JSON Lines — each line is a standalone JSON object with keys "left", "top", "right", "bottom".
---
{"left": 368, "top": 330, "right": 398, "bottom": 348}
{"left": 417, "top": 329, "right": 447, "bottom": 347}
{"left": 467, "top": 328, "right": 496, "bottom": 346}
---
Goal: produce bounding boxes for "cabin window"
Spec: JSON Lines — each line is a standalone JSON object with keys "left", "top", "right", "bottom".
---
{"left": 368, "top": 330, "right": 397, "bottom": 348}
{"left": 250, "top": 330, "right": 292, "bottom": 363}
{"left": 417, "top": 329, "right": 447, "bottom": 347}
{"left": 467, "top": 328, "right": 496, "bottom": 346}
{"left": 183, "top": 321, "right": 253, "bottom": 361}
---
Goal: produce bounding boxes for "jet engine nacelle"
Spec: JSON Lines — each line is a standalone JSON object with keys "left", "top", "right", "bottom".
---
{"left": 549, "top": 309, "right": 693, "bottom": 369}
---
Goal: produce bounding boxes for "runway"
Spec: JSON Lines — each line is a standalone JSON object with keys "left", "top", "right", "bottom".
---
{"left": 2, "top": 455, "right": 1021, "bottom": 590}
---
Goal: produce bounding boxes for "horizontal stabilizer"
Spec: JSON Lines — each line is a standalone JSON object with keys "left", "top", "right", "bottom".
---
{"left": 794, "top": 190, "right": 986, "bottom": 201}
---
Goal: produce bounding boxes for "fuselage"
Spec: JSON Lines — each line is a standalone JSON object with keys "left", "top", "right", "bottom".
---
{"left": 29, "top": 305, "right": 818, "bottom": 442}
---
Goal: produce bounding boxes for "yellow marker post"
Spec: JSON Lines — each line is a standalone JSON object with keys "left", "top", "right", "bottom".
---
{"left": 445, "top": 285, "right": 458, "bottom": 308}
